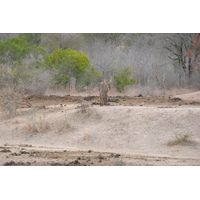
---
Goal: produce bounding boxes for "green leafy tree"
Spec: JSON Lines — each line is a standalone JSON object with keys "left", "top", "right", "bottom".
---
{"left": 78, "top": 66, "right": 102, "bottom": 88}
{"left": 114, "top": 66, "right": 136, "bottom": 92}
{"left": 46, "top": 48, "right": 90, "bottom": 86}
{"left": 0, "top": 36, "right": 47, "bottom": 87}
{"left": 0, "top": 36, "right": 46, "bottom": 65}
{"left": 20, "top": 33, "right": 42, "bottom": 45}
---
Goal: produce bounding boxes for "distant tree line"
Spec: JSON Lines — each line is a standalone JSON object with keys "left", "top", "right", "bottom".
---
{"left": 0, "top": 33, "right": 200, "bottom": 95}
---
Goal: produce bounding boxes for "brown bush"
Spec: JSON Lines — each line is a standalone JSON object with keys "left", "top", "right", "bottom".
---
{"left": 0, "top": 65, "right": 27, "bottom": 116}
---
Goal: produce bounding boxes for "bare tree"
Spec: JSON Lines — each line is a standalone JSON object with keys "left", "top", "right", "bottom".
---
{"left": 163, "top": 33, "right": 196, "bottom": 86}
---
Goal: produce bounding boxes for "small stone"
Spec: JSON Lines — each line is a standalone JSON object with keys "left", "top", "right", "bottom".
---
{"left": 20, "top": 151, "right": 29, "bottom": 154}
{"left": 98, "top": 155, "right": 104, "bottom": 159}
{"left": 1, "top": 149, "right": 11, "bottom": 153}
{"left": 3, "top": 161, "right": 16, "bottom": 166}
{"left": 74, "top": 160, "right": 79, "bottom": 164}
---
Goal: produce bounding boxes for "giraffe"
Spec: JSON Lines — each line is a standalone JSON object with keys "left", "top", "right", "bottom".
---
{"left": 99, "top": 80, "right": 111, "bottom": 106}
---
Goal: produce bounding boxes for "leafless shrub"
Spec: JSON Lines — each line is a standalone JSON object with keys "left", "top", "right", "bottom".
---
{"left": 54, "top": 111, "right": 72, "bottom": 133}
{"left": 55, "top": 119, "right": 71, "bottom": 132}
{"left": 76, "top": 102, "right": 102, "bottom": 119}
{"left": 25, "top": 112, "right": 71, "bottom": 134}
{"left": 25, "top": 115, "right": 51, "bottom": 133}
{"left": 0, "top": 65, "right": 27, "bottom": 116}
{"left": 80, "top": 101, "right": 92, "bottom": 113}
{"left": 28, "top": 71, "right": 51, "bottom": 94}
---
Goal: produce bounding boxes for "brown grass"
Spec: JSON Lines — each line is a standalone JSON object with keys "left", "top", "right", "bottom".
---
{"left": 167, "top": 134, "right": 191, "bottom": 146}
{"left": 25, "top": 112, "right": 72, "bottom": 134}
{"left": 25, "top": 119, "right": 51, "bottom": 134}
{"left": 55, "top": 119, "right": 71, "bottom": 132}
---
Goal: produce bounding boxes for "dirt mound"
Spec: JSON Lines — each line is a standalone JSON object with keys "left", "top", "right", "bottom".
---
{"left": 26, "top": 94, "right": 200, "bottom": 108}
{"left": 174, "top": 91, "right": 200, "bottom": 102}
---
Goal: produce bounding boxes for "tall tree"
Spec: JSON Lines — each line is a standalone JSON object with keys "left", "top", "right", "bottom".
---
{"left": 185, "top": 33, "right": 200, "bottom": 72}
{"left": 0, "top": 35, "right": 46, "bottom": 66}
{"left": 163, "top": 33, "right": 195, "bottom": 86}
{"left": 45, "top": 48, "right": 90, "bottom": 87}
{"left": 0, "top": 36, "right": 46, "bottom": 86}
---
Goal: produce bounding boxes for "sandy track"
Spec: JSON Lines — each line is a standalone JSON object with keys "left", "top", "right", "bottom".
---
{"left": 1, "top": 145, "right": 200, "bottom": 166}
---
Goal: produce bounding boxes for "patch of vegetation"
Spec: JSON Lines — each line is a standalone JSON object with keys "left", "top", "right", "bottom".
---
{"left": 77, "top": 102, "right": 102, "bottom": 119}
{"left": 167, "top": 134, "right": 191, "bottom": 146}
{"left": 78, "top": 66, "right": 102, "bottom": 90}
{"left": 45, "top": 48, "right": 90, "bottom": 87}
{"left": 114, "top": 66, "right": 136, "bottom": 92}
{"left": 113, "top": 159, "right": 126, "bottom": 166}
{"left": 25, "top": 115, "right": 51, "bottom": 133}
{"left": 0, "top": 36, "right": 49, "bottom": 95}
{"left": 25, "top": 112, "right": 71, "bottom": 134}
{"left": 0, "top": 65, "right": 26, "bottom": 116}
{"left": 79, "top": 101, "right": 92, "bottom": 113}
{"left": 55, "top": 113, "right": 71, "bottom": 132}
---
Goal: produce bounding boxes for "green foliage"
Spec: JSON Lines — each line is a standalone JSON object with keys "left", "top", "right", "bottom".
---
{"left": 0, "top": 36, "right": 47, "bottom": 87}
{"left": 0, "top": 36, "right": 46, "bottom": 68}
{"left": 12, "top": 61, "right": 43, "bottom": 85}
{"left": 113, "top": 159, "right": 126, "bottom": 166}
{"left": 0, "top": 36, "right": 46, "bottom": 65}
{"left": 0, "top": 36, "right": 30, "bottom": 63}
{"left": 167, "top": 134, "right": 190, "bottom": 146}
{"left": 114, "top": 66, "right": 136, "bottom": 92}
{"left": 46, "top": 48, "right": 90, "bottom": 86}
{"left": 20, "top": 33, "right": 42, "bottom": 45}
{"left": 52, "top": 73, "right": 70, "bottom": 86}
{"left": 78, "top": 66, "right": 102, "bottom": 87}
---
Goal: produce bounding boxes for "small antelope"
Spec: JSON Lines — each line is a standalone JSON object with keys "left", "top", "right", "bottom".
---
{"left": 99, "top": 80, "right": 111, "bottom": 106}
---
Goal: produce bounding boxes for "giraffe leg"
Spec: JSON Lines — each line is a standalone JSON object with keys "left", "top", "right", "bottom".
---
{"left": 105, "top": 94, "right": 108, "bottom": 105}
{"left": 103, "top": 95, "right": 107, "bottom": 105}
{"left": 100, "top": 95, "right": 103, "bottom": 106}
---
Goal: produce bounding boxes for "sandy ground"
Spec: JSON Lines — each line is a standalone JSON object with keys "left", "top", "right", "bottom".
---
{"left": 0, "top": 91, "right": 200, "bottom": 166}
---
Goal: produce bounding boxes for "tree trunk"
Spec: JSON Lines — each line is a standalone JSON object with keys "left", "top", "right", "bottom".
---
{"left": 188, "top": 57, "right": 192, "bottom": 86}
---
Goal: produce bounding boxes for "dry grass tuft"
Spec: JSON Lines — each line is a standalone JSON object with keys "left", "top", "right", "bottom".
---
{"left": 76, "top": 101, "right": 102, "bottom": 119}
{"left": 25, "top": 117, "right": 51, "bottom": 133}
{"left": 55, "top": 119, "right": 71, "bottom": 132}
{"left": 113, "top": 159, "right": 126, "bottom": 166}
{"left": 80, "top": 101, "right": 92, "bottom": 113}
{"left": 167, "top": 134, "right": 191, "bottom": 146}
